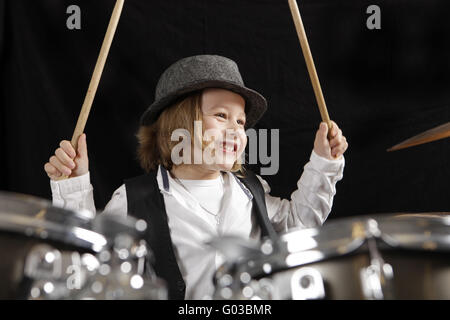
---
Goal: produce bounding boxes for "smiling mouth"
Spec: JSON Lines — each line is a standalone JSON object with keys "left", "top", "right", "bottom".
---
{"left": 221, "top": 141, "right": 237, "bottom": 154}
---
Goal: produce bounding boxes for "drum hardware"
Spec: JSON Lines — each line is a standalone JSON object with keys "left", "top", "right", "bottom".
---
{"left": 290, "top": 267, "right": 325, "bottom": 300}
{"left": 210, "top": 236, "right": 283, "bottom": 300}
{"left": 24, "top": 245, "right": 98, "bottom": 299}
{"left": 254, "top": 278, "right": 277, "bottom": 299}
{"left": 212, "top": 213, "right": 450, "bottom": 300}
{"left": 261, "top": 239, "right": 275, "bottom": 255}
{"left": 0, "top": 191, "right": 168, "bottom": 300}
{"left": 211, "top": 235, "right": 328, "bottom": 300}
{"left": 74, "top": 233, "right": 166, "bottom": 299}
{"left": 207, "top": 235, "right": 262, "bottom": 263}
{"left": 214, "top": 274, "right": 277, "bottom": 300}
{"left": 359, "top": 219, "right": 395, "bottom": 300}
{"left": 24, "top": 245, "right": 64, "bottom": 280}
{"left": 22, "top": 232, "right": 167, "bottom": 300}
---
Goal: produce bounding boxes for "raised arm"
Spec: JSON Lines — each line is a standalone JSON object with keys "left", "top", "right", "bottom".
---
{"left": 263, "top": 121, "right": 348, "bottom": 231}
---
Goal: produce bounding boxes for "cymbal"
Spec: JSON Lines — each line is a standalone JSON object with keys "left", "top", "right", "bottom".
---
{"left": 387, "top": 122, "right": 450, "bottom": 151}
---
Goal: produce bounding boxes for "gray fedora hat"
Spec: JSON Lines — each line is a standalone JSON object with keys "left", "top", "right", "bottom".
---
{"left": 140, "top": 55, "right": 267, "bottom": 128}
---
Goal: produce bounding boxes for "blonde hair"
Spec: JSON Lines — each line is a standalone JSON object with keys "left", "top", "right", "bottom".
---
{"left": 136, "top": 90, "right": 244, "bottom": 174}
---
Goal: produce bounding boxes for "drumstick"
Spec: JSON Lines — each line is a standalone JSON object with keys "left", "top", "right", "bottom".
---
{"left": 60, "top": 0, "right": 124, "bottom": 180}
{"left": 71, "top": 0, "right": 124, "bottom": 149}
{"left": 287, "top": 0, "right": 332, "bottom": 132}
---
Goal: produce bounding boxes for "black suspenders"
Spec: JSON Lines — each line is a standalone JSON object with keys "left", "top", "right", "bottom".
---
{"left": 125, "top": 167, "right": 279, "bottom": 299}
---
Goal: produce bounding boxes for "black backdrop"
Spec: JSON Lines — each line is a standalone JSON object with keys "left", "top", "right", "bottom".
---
{"left": 1, "top": 0, "right": 449, "bottom": 219}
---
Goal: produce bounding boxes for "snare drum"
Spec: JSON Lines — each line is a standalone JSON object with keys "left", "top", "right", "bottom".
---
{"left": 212, "top": 214, "right": 450, "bottom": 300}
{"left": 0, "top": 191, "right": 167, "bottom": 300}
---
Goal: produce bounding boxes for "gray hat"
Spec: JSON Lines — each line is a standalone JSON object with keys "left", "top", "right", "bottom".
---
{"left": 140, "top": 55, "right": 267, "bottom": 128}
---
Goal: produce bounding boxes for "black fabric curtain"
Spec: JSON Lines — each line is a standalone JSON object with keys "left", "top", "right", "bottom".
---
{"left": 1, "top": 0, "right": 449, "bottom": 218}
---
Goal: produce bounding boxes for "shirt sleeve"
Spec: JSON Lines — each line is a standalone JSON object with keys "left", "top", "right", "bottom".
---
{"left": 50, "top": 172, "right": 128, "bottom": 218}
{"left": 103, "top": 184, "right": 128, "bottom": 218}
{"left": 259, "top": 150, "right": 345, "bottom": 232}
{"left": 50, "top": 172, "right": 96, "bottom": 214}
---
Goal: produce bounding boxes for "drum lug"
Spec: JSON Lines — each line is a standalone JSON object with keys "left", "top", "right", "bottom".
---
{"left": 24, "top": 244, "right": 92, "bottom": 299}
{"left": 24, "top": 244, "right": 63, "bottom": 280}
{"left": 290, "top": 267, "right": 325, "bottom": 300}
{"left": 23, "top": 239, "right": 167, "bottom": 300}
{"left": 360, "top": 263, "right": 394, "bottom": 300}
{"left": 359, "top": 219, "right": 395, "bottom": 300}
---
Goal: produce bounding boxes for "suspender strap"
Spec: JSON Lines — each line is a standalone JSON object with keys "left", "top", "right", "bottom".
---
{"left": 236, "top": 170, "right": 279, "bottom": 243}
{"left": 124, "top": 171, "right": 186, "bottom": 300}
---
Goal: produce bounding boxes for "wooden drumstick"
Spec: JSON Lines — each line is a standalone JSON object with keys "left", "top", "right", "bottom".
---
{"left": 60, "top": 0, "right": 124, "bottom": 180}
{"left": 287, "top": 0, "right": 332, "bottom": 132}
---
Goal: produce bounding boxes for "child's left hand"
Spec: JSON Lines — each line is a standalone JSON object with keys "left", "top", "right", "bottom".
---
{"left": 313, "top": 121, "right": 348, "bottom": 160}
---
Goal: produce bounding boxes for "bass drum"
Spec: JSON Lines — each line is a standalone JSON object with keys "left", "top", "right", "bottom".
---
{"left": 212, "top": 213, "right": 450, "bottom": 300}
{"left": 0, "top": 191, "right": 167, "bottom": 299}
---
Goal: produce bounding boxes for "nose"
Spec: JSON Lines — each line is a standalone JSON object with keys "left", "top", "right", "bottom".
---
{"left": 224, "top": 127, "right": 245, "bottom": 149}
{"left": 224, "top": 128, "right": 237, "bottom": 140}
{"left": 226, "top": 118, "right": 242, "bottom": 132}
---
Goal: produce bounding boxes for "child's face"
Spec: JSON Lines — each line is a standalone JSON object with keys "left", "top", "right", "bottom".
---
{"left": 200, "top": 88, "right": 247, "bottom": 171}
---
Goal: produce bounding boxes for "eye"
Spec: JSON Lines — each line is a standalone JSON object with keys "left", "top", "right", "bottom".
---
{"left": 215, "top": 113, "right": 226, "bottom": 119}
{"left": 237, "top": 119, "right": 246, "bottom": 126}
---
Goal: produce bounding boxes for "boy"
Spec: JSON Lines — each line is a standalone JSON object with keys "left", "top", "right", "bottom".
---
{"left": 44, "top": 55, "right": 348, "bottom": 299}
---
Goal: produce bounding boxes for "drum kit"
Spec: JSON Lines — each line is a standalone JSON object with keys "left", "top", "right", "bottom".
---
{"left": 0, "top": 191, "right": 167, "bottom": 300}
{"left": 210, "top": 213, "right": 450, "bottom": 300}
{"left": 0, "top": 190, "right": 448, "bottom": 300}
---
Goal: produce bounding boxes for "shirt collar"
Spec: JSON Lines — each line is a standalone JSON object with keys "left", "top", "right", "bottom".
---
{"left": 157, "top": 165, "right": 253, "bottom": 201}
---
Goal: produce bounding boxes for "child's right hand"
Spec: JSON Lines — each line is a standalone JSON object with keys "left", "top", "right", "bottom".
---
{"left": 44, "top": 134, "right": 89, "bottom": 180}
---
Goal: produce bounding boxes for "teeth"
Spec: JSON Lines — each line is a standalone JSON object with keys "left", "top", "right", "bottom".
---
{"left": 222, "top": 143, "right": 235, "bottom": 152}
{"left": 221, "top": 141, "right": 237, "bottom": 153}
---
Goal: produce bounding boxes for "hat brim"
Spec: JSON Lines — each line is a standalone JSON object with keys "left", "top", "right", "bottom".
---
{"left": 140, "top": 79, "right": 267, "bottom": 128}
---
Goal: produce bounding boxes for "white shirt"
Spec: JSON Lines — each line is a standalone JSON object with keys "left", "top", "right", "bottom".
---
{"left": 176, "top": 174, "right": 225, "bottom": 216}
{"left": 50, "top": 150, "right": 345, "bottom": 299}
